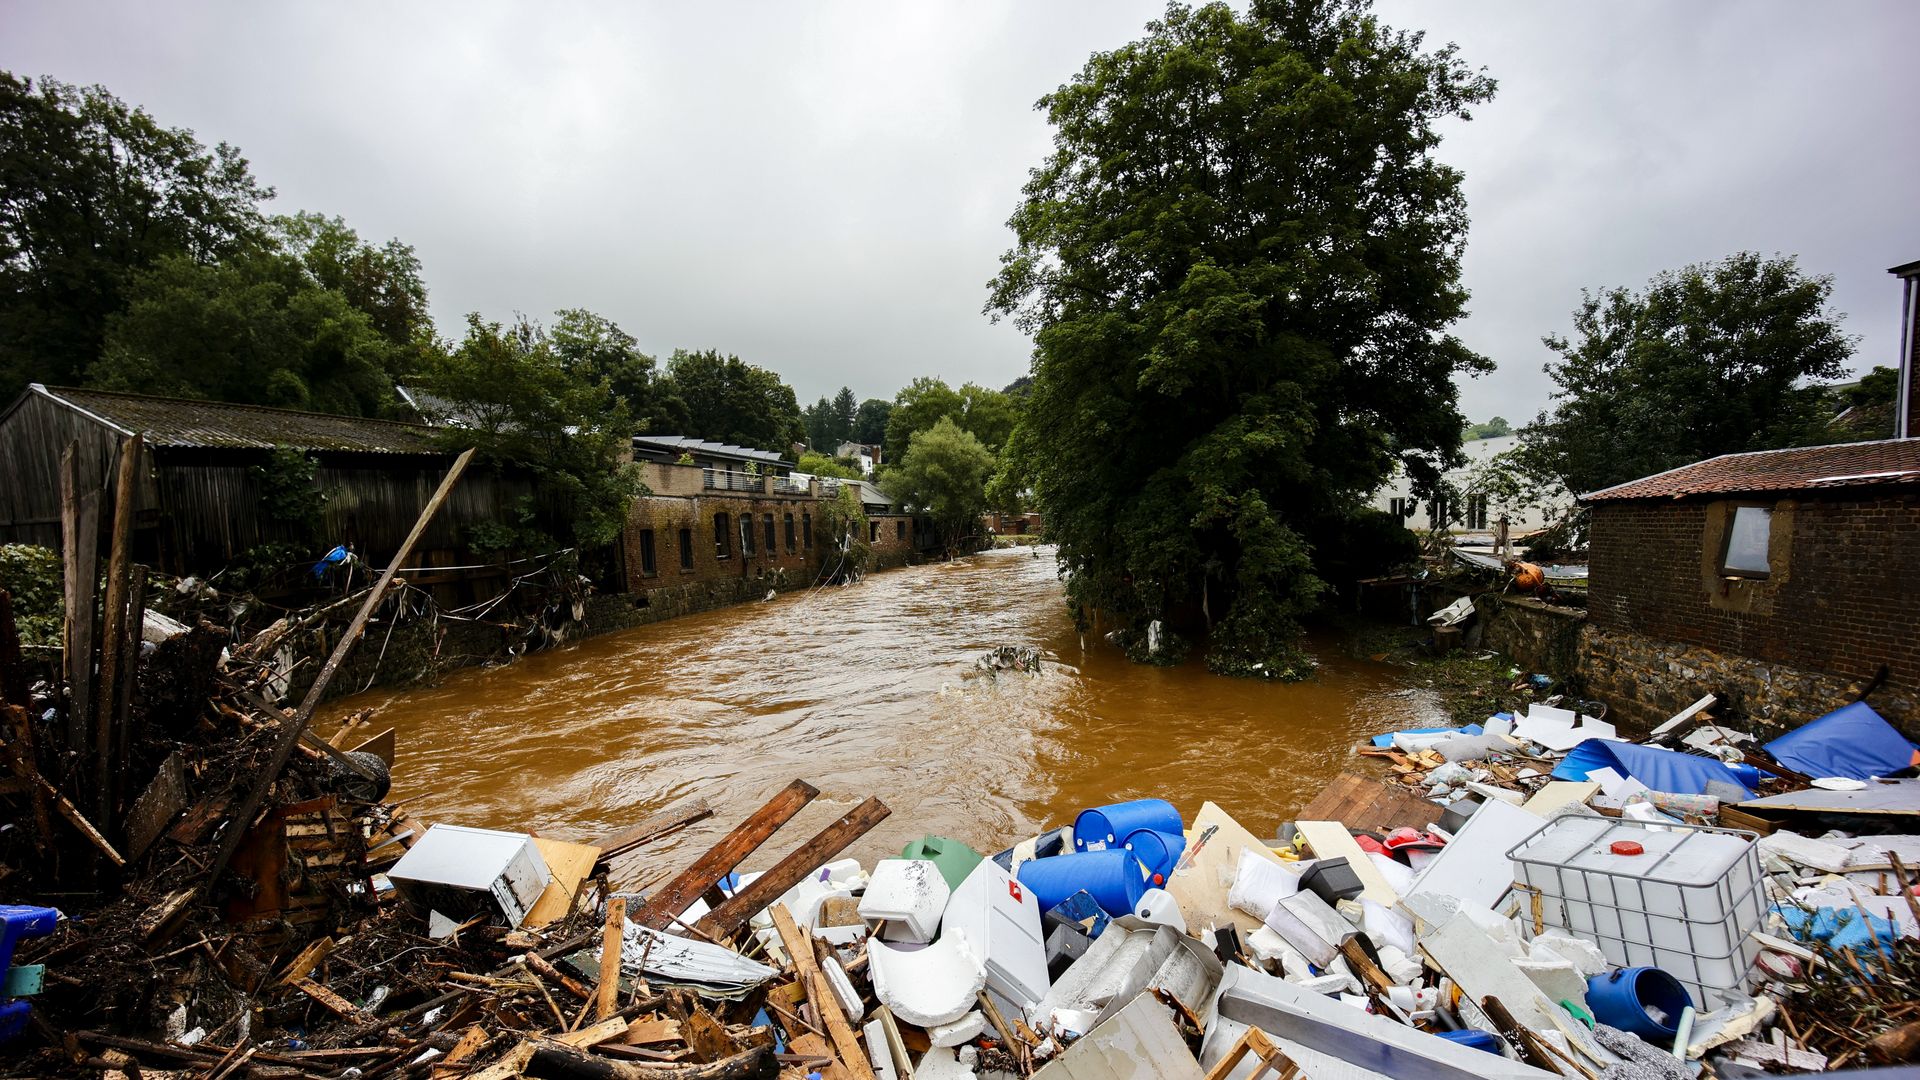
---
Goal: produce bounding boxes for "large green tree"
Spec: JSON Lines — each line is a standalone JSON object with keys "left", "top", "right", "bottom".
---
{"left": 549, "top": 308, "right": 687, "bottom": 433}
{"left": 988, "top": 0, "right": 1494, "bottom": 675}
{"left": 882, "top": 416, "right": 996, "bottom": 554}
{"left": 1521, "top": 252, "right": 1855, "bottom": 497}
{"left": 659, "top": 348, "right": 804, "bottom": 452}
{"left": 0, "top": 73, "right": 272, "bottom": 399}
{"left": 853, "top": 398, "right": 892, "bottom": 445}
{"left": 423, "top": 315, "right": 643, "bottom": 550}
{"left": 90, "top": 250, "right": 404, "bottom": 416}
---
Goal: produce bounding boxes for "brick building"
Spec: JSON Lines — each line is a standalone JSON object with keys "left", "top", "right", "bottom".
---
{"left": 1580, "top": 439, "right": 1920, "bottom": 735}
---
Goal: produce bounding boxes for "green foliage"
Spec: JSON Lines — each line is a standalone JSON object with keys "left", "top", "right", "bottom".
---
{"left": 815, "top": 483, "right": 872, "bottom": 579}
{"left": 853, "top": 398, "right": 892, "bottom": 445}
{"left": 424, "top": 314, "right": 645, "bottom": 550}
{"left": 659, "top": 348, "right": 804, "bottom": 452}
{"left": 549, "top": 308, "right": 687, "bottom": 433}
{"left": 0, "top": 543, "right": 63, "bottom": 646}
{"left": 1463, "top": 416, "right": 1511, "bottom": 440}
{"left": 1, "top": 72, "right": 272, "bottom": 400}
{"left": 1521, "top": 252, "right": 1856, "bottom": 497}
{"left": 796, "top": 451, "right": 863, "bottom": 480}
{"left": 803, "top": 387, "right": 860, "bottom": 451}
{"left": 882, "top": 416, "right": 995, "bottom": 552}
{"left": 987, "top": 0, "right": 1494, "bottom": 676}
{"left": 254, "top": 448, "right": 327, "bottom": 539}
{"left": 1846, "top": 366, "right": 1899, "bottom": 411}
{"left": 883, "top": 376, "right": 1019, "bottom": 462}
{"left": 273, "top": 212, "right": 431, "bottom": 349}
{"left": 90, "top": 250, "right": 406, "bottom": 415}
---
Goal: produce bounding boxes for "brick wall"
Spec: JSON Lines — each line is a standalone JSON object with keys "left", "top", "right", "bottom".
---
{"left": 868, "top": 513, "right": 916, "bottom": 570}
{"left": 1586, "top": 494, "right": 1920, "bottom": 733}
{"left": 621, "top": 492, "right": 830, "bottom": 619}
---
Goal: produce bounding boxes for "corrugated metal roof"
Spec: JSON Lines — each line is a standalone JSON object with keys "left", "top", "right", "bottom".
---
{"left": 1581, "top": 438, "right": 1920, "bottom": 503}
{"left": 33, "top": 385, "right": 447, "bottom": 454}
{"left": 631, "top": 434, "right": 787, "bottom": 466}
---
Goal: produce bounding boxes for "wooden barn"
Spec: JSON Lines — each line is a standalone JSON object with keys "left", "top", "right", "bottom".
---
{"left": 0, "top": 384, "right": 540, "bottom": 583}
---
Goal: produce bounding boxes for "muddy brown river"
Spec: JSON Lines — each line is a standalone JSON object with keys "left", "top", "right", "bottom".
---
{"left": 320, "top": 546, "right": 1447, "bottom": 883}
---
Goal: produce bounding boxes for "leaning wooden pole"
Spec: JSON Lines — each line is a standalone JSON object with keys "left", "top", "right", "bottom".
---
{"left": 93, "top": 434, "right": 143, "bottom": 827}
{"left": 202, "top": 448, "right": 474, "bottom": 890}
{"left": 58, "top": 442, "right": 101, "bottom": 754}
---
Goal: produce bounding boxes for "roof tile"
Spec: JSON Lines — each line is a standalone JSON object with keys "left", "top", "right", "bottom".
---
{"left": 1581, "top": 439, "right": 1920, "bottom": 502}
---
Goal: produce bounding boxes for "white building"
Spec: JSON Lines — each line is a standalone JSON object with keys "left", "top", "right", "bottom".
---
{"left": 834, "top": 440, "right": 880, "bottom": 477}
{"left": 1369, "top": 434, "right": 1571, "bottom": 536}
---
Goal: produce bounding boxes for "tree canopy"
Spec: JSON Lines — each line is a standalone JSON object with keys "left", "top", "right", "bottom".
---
{"left": 803, "top": 386, "right": 859, "bottom": 450}
{"left": 1, "top": 72, "right": 272, "bottom": 399}
{"left": 988, "top": 0, "right": 1494, "bottom": 674}
{"left": 883, "top": 376, "right": 1020, "bottom": 464}
{"left": 852, "top": 398, "right": 892, "bottom": 446}
{"left": 796, "top": 450, "right": 863, "bottom": 480}
{"left": 882, "top": 416, "right": 997, "bottom": 554}
{"left": 659, "top": 348, "right": 805, "bottom": 452}
{"left": 1520, "top": 252, "right": 1856, "bottom": 497}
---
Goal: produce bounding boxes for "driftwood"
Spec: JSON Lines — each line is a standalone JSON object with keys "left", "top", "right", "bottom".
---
{"left": 636, "top": 780, "right": 818, "bottom": 930}
{"left": 695, "top": 796, "right": 890, "bottom": 942}
{"left": 526, "top": 1041, "right": 775, "bottom": 1080}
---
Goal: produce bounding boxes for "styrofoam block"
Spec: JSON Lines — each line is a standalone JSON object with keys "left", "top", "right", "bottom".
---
{"left": 869, "top": 934, "right": 985, "bottom": 1027}
{"left": 1227, "top": 848, "right": 1300, "bottom": 920}
{"left": 860, "top": 859, "right": 951, "bottom": 944}
{"left": 929, "top": 1010, "right": 987, "bottom": 1047}
{"left": 864, "top": 1018, "right": 900, "bottom": 1080}
{"left": 1244, "top": 926, "right": 1312, "bottom": 978}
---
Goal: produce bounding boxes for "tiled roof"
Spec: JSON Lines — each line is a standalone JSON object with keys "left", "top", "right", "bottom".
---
{"left": 631, "top": 434, "right": 787, "bottom": 466}
{"left": 30, "top": 385, "right": 446, "bottom": 454}
{"left": 1581, "top": 439, "right": 1920, "bottom": 503}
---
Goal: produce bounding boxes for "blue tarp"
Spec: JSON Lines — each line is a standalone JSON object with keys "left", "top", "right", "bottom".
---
{"left": 1371, "top": 723, "right": 1485, "bottom": 748}
{"left": 1764, "top": 701, "right": 1917, "bottom": 782}
{"left": 1552, "top": 739, "right": 1760, "bottom": 796}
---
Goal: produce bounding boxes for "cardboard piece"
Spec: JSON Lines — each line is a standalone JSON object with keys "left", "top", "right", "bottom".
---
{"left": 1165, "top": 802, "right": 1286, "bottom": 937}
{"left": 523, "top": 837, "right": 602, "bottom": 929}
{"left": 1521, "top": 782, "right": 1599, "bottom": 818}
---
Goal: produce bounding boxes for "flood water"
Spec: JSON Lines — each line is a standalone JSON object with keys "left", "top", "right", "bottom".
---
{"left": 320, "top": 546, "right": 1448, "bottom": 884}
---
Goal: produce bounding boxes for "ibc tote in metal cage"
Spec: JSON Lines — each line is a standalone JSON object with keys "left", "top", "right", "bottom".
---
{"left": 1507, "top": 816, "right": 1765, "bottom": 1004}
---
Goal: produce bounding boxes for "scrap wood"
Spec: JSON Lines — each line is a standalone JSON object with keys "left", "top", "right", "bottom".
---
{"left": 276, "top": 935, "right": 335, "bottom": 985}
{"left": 554, "top": 1017, "right": 631, "bottom": 1049}
{"left": 636, "top": 780, "right": 820, "bottom": 930}
{"left": 695, "top": 796, "right": 891, "bottom": 942}
{"left": 0, "top": 723, "right": 126, "bottom": 865}
{"left": 770, "top": 903, "right": 874, "bottom": 1080}
{"left": 593, "top": 798, "right": 718, "bottom": 869}
{"left": 1294, "top": 773, "right": 1439, "bottom": 834}
{"left": 597, "top": 897, "right": 626, "bottom": 1021}
{"left": 525, "top": 1040, "right": 775, "bottom": 1080}
{"left": 524, "top": 836, "right": 604, "bottom": 929}
{"left": 1201, "top": 1026, "right": 1298, "bottom": 1080}
{"left": 622, "top": 1017, "right": 683, "bottom": 1045}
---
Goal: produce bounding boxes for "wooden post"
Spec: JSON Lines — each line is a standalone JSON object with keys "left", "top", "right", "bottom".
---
{"left": 110, "top": 565, "right": 148, "bottom": 822}
{"left": 203, "top": 449, "right": 474, "bottom": 890}
{"left": 59, "top": 442, "right": 101, "bottom": 754}
{"left": 770, "top": 903, "right": 873, "bottom": 1080}
{"left": 635, "top": 780, "right": 819, "bottom": 930}
{"left": 694, "top": 797, "right": 890, "bottom": 942}
{"left": 93, "top": 434, "right": 143, "bottom": 825}
{"left": 597, "top": 897, "right": 625, "bottom": 1020}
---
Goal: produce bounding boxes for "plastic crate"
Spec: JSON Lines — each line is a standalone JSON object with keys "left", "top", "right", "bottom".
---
{"left": 1507, "top": 816, "right": 1764, "bottom": 1002}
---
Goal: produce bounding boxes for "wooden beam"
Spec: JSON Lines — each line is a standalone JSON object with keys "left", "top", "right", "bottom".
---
{"left": 203, "top": 449, "right": 474, "bottom": 889}
{"left": 109, "top": 563, "right": 147, "bottom": 824}
{"left": 597, "top": 897, "right": 625, "bottom": 1021}
{"left": 592, "top": 798, "right": 715, "bottom": 869}
{"left": 770, "top": 904, "right": 873, "bottom": 1080}
{"left": 0, "top": 714, "right": 124, "bottom": 866}
{"left": 694, "top": 796, "right": 889, "bottom": 942}
{"left": 635, "top": 780, "right": 819, "bottom": 930}
{"left": 93, "top": 434, "right": 142, "bottom": 825}
{"left": 525, "top": 1042, "right": 773, "bottom": 1080}
{"left": 59, "top": 442, "right": 101, "bottom": 754}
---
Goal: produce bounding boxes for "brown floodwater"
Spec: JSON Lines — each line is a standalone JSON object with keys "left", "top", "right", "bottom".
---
{"left": 318, "top": 546, "right": 1448, "bottom": 884}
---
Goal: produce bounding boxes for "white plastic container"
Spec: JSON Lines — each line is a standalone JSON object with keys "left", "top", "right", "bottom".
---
{"left": 389, "top": 824, "right": 551, "bottom": 927}
{"left": 941, "top": 857, "right": 1049, "bottom": 1012}
{"left": 1508, "top": 816, "right": 1763, "bottom": 1000}
{"left": 859, "top": 859, "right": 951, "bottom": 944}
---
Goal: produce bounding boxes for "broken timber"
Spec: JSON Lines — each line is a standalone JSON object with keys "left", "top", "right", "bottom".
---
{"left": 636, "top": 780, "right": 819, "bottom": 930}
{"left": 694, "top": 796, "right": 890, "bottom": 942}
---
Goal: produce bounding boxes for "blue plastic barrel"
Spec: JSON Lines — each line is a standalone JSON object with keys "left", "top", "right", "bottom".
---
{"left": 1122, "top": 828, "right": 1186, "bottom": 886}
{"left": 1017, "top": 850, "right": 1151, "bottom": 917}
{"left": 1585, "top": 967, "right": 1693, "bottom": 1041}
{"left": 1073, "top": 799, "right": 1182, "bottom": 852}
{"left": 1434, "top": 1029, "right": 1503, "bottom": 1055}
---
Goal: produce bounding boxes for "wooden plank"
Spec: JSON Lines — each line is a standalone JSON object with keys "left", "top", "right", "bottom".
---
{"left": 1294, "top": 821, "right": 1397, "bottom": 905}
{"left": 1294, "top": 773, "right": 1441, "bottom": 835}
{"left": 634, "top": 780, "right": 819, "bottom": 930}
{"left": 93, "top": 435, "right": 142, "bottom": 825}
{"left": 788, "top": 1034, "right": 851, "bottom": 1080}
{"left": 290, "top": 976, "right": 374, "bottom": 1024}
{"left": 592, "top": 799, "right": 716, "bottom": 867}
{"left": 1167, "top": 801, "right": 1288, "bottom": 938}
{"left": 432, "top": 1025, "right": 490, "bottom": 1079}
{"left": 694, "top": 796, "right": 891, "bottom": 942}
{"left": 1521, "top": 782, "right": 1599, "bottom": 818}
{"left": 597, "top": 897, "right": 625, "bottom": 1021}
{"left": 276, "top": 936, "right": 335, "bottom": 985}
{"left": 346, "top": 726, "right": 396, "bottom": 766}
{"left": 553, "top": 1017, "right": 629, "bottom": 1048}
{"left": 771, "top": 904, "right": 873, "bottom": 1080}
{"left": 621, "top": 1017, "right": 682, "bottom": 1046}
{"left": 524, "top": 837, "right": 603, "bottom": 929}
{"left": 59, "top": 442, "right": 101, "bottom": 755}
{"left": 125, "top": 751, "right": 189, "bottom": 860}
{"left": 1718, "top": 805, "right": 1778, "bottom": 836}
{"left": 469, "top": 1040, "right": 536, "bottom": 1080}
{"left": 202, "top": 449, "right": 474, "bottom": 891}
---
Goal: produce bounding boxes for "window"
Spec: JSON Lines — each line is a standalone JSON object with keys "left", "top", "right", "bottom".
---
{"left": 741, "top": 515, "right": 755, "bottom": 556}
{"left": 1720, "top": 505, "right": 1773, "bottom": 578}
{"left": 869, "top": 520, "right": 879, "bottom": 543}
{"left": 638, "top": 528, "right": 657, "bottom": 576}
{"left": 678, "top": 527, "right": 694, "bottom": 569}
{"left": 802, "top": 513, "right": 812, "bottom": 549}
{"left": 1427, "top": 497, "right": 1446, "bottom": 529}
{"left": 764, "top": 513, "right": 776, "bottom": 554}
{"left": 896, "top": 520, "right": 906, "bottom": 541}
{"left": 714, "top": 513, "right": 730, "bottom": 558}
{"left": 1465, "top": 494, "right": 1488, "bottom": 531}
{"left": 784, "top": 513, "right": 795, "bottom": 553}
{"left": 1389, "top": 497, "right": 1414, "bottom": 519}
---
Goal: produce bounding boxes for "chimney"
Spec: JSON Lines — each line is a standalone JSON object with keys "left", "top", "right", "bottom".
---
{"left": 1895, "top": 260, "right": 1920, "bottom": 439}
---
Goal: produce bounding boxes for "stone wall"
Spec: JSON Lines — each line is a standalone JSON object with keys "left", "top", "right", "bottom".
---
{"left": 623, "top": 492, "right": 829, "bottom": 597}
{"left": 1475, "top": 594, "right": 1586, "bottom": 679}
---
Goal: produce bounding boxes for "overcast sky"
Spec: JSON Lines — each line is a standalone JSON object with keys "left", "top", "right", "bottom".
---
{"left": 4, "top": 2, "right": 1915, "bottom": 422}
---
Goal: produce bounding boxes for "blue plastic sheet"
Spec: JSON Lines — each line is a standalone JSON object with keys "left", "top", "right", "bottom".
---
{"left": 1370, "top": 723, "right": 1484, "bottom": 748}
{"left": 1774, "top": 903, "right": 1901, "bottom": 955}
{"left": 1764, "top": 701, "right": 1917, "bottom": 782}
{"left": 1551, "top": 739, "right": 1759, "bottom": 796}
